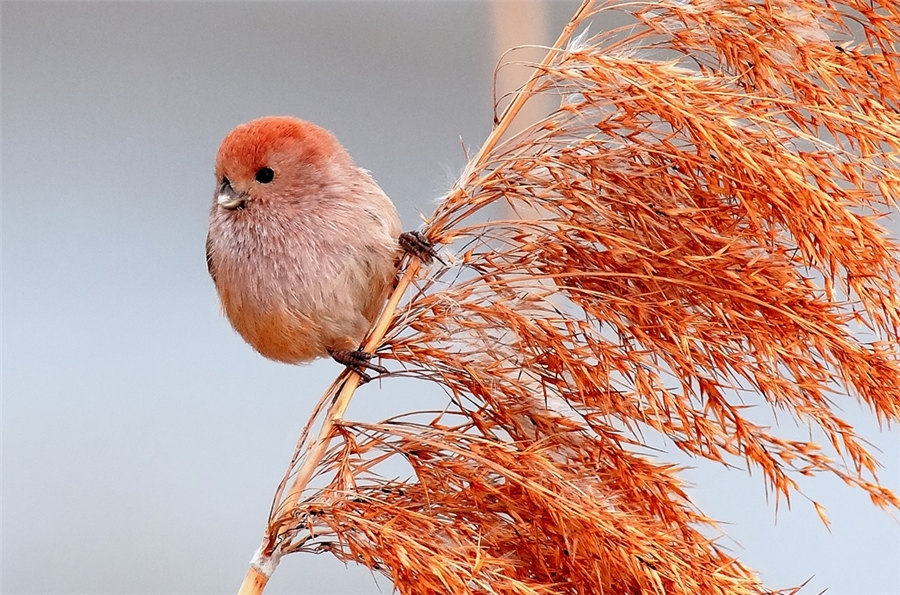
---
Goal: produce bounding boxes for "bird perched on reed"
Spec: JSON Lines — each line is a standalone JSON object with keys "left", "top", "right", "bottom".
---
{"left": 206, "top": 116, "right": 434, "bottom": 380}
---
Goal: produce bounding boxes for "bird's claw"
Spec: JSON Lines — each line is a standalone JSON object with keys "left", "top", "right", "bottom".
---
{"left": 399, "top": 231, "right": 443, "bottom": 265}
{"left": 328, "top": 348, "right": 388, "bottom": 384}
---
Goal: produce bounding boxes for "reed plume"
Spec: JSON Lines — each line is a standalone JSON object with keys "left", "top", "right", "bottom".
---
{"left": 237, "top": 0, "right": 900, "bottom": 593}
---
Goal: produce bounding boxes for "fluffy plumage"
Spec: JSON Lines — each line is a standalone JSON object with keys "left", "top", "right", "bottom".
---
{"left": 206, "top": 116, "right": 402, "bottom": 364}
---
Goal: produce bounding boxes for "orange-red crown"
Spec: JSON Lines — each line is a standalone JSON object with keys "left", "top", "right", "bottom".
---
{"left": 215, "top": 116, "right": 347, "bottom": 183}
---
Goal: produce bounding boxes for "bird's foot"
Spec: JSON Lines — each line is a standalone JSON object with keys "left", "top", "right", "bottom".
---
{"left": 328, "top": 348, "right": 388, "bottom": 384}
{"left": 399, "top": 231, "right": 443, "bottom": 265}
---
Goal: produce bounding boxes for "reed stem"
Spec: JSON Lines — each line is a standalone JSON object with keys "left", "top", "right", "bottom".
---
{"left": 234, "top": 2, "right": 596, "bottom": 590}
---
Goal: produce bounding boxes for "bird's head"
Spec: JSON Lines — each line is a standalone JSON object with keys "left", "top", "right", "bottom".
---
{"left": 213, "top": 116, "right": 352, "bottom": 212}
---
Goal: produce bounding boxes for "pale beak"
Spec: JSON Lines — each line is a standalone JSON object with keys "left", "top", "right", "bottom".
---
{"left": 217, "top": 178, "right": 247, "bottom": 210}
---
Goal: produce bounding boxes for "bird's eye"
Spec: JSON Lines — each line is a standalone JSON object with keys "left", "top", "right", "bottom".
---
{"left": 255, "top": 167, "right": 274, "bottom": 184}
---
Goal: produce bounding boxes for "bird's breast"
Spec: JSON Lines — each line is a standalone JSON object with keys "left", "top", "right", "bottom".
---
{"left": 208, "top": 207, "right": 397, "bottom": 363}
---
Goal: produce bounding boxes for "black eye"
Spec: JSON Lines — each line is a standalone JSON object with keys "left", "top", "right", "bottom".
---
{"left": 255, "top": 167, "right": 274, "bottom": 184}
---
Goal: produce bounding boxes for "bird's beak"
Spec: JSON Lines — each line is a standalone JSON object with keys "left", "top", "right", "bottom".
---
{"left": 217, "top": 179, "right": 248, "bottom": 210}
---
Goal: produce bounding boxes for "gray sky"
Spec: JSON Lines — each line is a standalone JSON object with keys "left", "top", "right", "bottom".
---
{"left": 3, "top": 2, "right": 898, "bottom": 594}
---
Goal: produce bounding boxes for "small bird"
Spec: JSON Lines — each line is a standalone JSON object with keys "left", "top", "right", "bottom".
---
{"left": 206, "top": 116, "right": 434, "bottom": 380}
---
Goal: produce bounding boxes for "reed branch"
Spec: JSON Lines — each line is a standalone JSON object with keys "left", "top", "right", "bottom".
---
{"left": 236, "top": 0, "right": 900, "bottom": 592}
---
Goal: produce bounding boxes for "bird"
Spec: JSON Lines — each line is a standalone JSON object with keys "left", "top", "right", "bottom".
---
{"left": 206, "top": 116, "right": 435, "bottom": 381}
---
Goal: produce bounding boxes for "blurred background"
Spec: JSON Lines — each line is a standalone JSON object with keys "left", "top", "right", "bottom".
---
{"left": 3, "top": 2, "right": 898, "bottom": 594}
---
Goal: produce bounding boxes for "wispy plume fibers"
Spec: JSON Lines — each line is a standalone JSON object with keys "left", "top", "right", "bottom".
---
{"left": 237, "top": 1, "right": 900, "bottom": 593}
